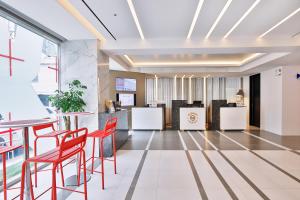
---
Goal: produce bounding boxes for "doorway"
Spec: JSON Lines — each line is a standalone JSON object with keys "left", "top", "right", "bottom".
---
{"left": 250, "top": 74, "right": 260, "bottom": 127}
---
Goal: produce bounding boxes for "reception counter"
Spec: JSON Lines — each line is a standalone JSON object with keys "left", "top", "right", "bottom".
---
{"left": 220, "top": 107, "right": 247, "bottom": 130}
{"left": 132, "top": 107, "right": 164, "bottom": 130}
{"left": 180, "top": 107, "right": 206, "bottom": 130}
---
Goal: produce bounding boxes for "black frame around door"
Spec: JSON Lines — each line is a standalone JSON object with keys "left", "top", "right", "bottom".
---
{"left": 250, "top": 73, "right": 260, "bottom": 127}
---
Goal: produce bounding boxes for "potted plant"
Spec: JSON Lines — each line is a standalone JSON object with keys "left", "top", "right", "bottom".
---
{"left": 49, "top": 80, "right": 87, "bottom": 130}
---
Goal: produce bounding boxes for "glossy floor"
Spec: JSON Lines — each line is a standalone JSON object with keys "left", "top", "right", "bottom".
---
{"left": 2, "top": 130, "right": 300, "bottom": 200}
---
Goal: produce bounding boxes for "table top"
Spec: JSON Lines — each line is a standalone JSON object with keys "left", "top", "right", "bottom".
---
{"left": 0, "top": 118, "right": 57, "bottom": 129}
{"left": 57, "top": 112, "right": 94, "bottom": 117}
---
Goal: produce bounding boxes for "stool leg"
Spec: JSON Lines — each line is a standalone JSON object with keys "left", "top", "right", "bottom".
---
{"left": 55, "top": 137, "right": 60, "bottom": 173}
{"left": 91, "top": 137, "right": 95, "bottom": 174}
{"left": 20, "top": 161, "right": 27, "bottom": 200}
{"left": 52, "top": 165, "right": 57, "bottom": 200}
{"left": 82, "top": 151, "right": 88, "bottom": 200}
{"left": 101, "top": 139, "right": 104, "bottom": 190}
{"left": 34, "top": 138, "right": 38, "bottom": 187}
{"left": 60, "top": 163, "right": 65, "bottom": 187}
{"left": 2, "top": 153, "right": 7, "bottom": 200}
{"left": 113, "top": 133, "right": 117, "bottom": 174}
{"left": 77, "top": 152, "right": 82, "bottom": 186}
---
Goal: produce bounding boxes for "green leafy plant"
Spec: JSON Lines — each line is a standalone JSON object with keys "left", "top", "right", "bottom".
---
{"left": 49, "top": 80, "right": 87, "bottom": 130}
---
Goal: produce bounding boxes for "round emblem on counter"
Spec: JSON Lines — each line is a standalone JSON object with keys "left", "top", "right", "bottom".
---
{"left": 187, "top": 112, "right": 198, "bottom": 124}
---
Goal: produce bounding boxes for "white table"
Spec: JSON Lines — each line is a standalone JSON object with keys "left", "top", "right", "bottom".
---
{"left": 132, "top": 107, "right": 163, "bottom": 130}
{"left": 220, "top": 107, "right": 247, "bottom": 130}
{"left": 180, "top": 107, "right": 206, "bottom": 130}
{"left": 58, "top": 112, "right": 94, "bottom": 186}
{"left": 0, "top": 118, "right": 56, "bottom": 200}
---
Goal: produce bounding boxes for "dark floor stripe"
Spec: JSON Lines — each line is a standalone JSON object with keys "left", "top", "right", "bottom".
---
{"left": 202, "top": 152, "right": 238, "bottom": 200}
{"left": 251, "top": 151, "right": 300, "bottom": 183}
{"left": 185, "top": 151, "right": 208, "bottom": 200}
{"left": 125, "top": 150, "right": 148, "bottom": 200}
{"left": 218, "top": 151, "right": 270, "bottom": 200}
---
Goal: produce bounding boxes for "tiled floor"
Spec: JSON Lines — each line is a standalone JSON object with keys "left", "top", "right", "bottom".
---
{"left": 2, "top": 130, "right": 300, "bottom": 199}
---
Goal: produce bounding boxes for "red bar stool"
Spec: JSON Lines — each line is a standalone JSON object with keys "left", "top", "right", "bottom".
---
{"left": 1, "top": 144, "right": 22, "bottom": 200}
{"left": 20, "top": 128, "right": 88, "bottom": 200}
{"left": 32, "top": 122, "right": 69, "bottom": 187}
{"left": 86, "top": 117, "right": 117, "bottom": 190}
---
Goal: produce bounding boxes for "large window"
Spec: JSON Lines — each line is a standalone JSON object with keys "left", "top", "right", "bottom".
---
{"left": 0, "top": 15, "right": 59, "bottom": 184}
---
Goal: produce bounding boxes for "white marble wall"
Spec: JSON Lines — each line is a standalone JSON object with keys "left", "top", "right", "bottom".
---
{"left": 60, "top": 40, "right": 110, "bottom": 155}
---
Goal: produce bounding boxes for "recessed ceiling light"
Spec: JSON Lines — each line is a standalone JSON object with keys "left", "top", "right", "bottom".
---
{"left": 224, "top": 0, "right": 260, "bottom": 39}
{"left": 57, "top": 0, "right": 106, "bottom": 41}
{"left": 205, "top": 0, "right": 233, "bottom": 39}
{"left": 127, "top": 0, "right": 145, "bottom": 40}
{"left": 187, "top": 0, "right": 205, "bottom": 39}
{"left": 124, "top": 55, "right": 134, "bottom": 65}
{"left": 259, "top": 7, "right": 300, "bottom": 38}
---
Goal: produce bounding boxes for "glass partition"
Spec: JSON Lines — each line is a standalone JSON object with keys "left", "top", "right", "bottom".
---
{"left": 0, "top": 15, "right": 59, "bottom": 184}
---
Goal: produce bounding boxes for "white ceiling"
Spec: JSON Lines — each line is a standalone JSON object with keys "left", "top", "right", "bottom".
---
{"left": 3, "top": 0, "right": 300, "bottom": 75}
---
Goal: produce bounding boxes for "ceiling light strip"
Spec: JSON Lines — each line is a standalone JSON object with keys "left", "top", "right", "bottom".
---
{"left": 127, "top": 53, "right": 261, "bottom": 67}
{"left": 187, "top": 0, "right": 205, "bottom": 39}
{"left": 224, "top": 0, "right": 260, "bottom": 38}
{"left": 259, "top": 7, "right": 300, "bottom": 38}
{"left": 124, "top": 55, "right": 134, "bottom": 65}
{"left": 240, "top": 53, "right": 262, "bottom": 64}
{"left": 205, "top": 0, "right": 233, "bottom": 39}
{"left": 57, "top": 0, "right": 106, "bottom": 41}
{"left": 127, "top": 0, "right": 145, "bottom": 40}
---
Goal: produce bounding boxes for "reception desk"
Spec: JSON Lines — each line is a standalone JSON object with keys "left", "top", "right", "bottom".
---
{"left": 132, "top": 107, "right": 164, "bottom": 130}
{"left": 220, "top": 107, "right": 247, "bottom": 130}
{"left": 180, "top": 107, "right": 206, "bottom": 130}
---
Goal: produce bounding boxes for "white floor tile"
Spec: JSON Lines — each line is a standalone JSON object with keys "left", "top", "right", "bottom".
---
{"left": 205, "top": 151, "right": 263, "bottom": 200}
{"left": 189, "top": 151, "right": 232, "bottom": 199}
{"left": 254, "top": 150, "right": 300, "bottom": 179}
{"left": 223, "top": 150, "right": 300, "bottom": 192}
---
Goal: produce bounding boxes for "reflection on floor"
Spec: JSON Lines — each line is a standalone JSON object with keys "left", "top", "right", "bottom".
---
{"left": 2, "top": 130, "right": 300, "bottom": 200}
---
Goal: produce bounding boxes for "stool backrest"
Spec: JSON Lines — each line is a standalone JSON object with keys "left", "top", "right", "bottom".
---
{"left": 59, "top": 128, "right": 88, "bottom": 159}
{"left": 103, "top": 117, "right": 117, "bottom": 138}
{"left": 32, "top": 122, "right": 55, "bottom": 136}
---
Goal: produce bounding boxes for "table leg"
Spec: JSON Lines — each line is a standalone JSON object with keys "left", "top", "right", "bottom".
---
{"left": 23, "top": 127, "right": 31, "bottom": 200}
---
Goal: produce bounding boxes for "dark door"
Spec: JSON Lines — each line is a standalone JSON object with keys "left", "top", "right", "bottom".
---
{"left": 250, "top": 74, "right": 260, "bottom": 127}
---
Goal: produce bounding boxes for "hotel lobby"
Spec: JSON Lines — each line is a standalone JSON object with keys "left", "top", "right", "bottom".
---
{"left": 0, "top": 0, "right": 300, "bottom": 200}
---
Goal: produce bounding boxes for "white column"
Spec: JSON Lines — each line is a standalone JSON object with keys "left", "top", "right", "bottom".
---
{"left": 173, "top": 75, "right": 177, "bottom": 100}
{"left": 181, "top": 75, "right": 185, "bottom": 100}
{"left": 188, "top": 75, "right": 193, "bottom": 104}
{"left": 154, "top": 75, "right": 158, "bottom": 101}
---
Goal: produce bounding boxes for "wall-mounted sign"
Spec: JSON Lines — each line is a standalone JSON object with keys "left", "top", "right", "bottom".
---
{"left": 275, "top": 68, "right": 282, "bottom": 76}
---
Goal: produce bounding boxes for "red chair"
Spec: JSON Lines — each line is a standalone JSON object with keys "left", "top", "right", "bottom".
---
{"left": 20, "top": 128, "right": 88, "bottom": 200}
{"left": 86, "top": 117, "right": 117, "bottom": 190}
{"left": 1, "top": 144, "right": 22, "bottom": 200}
{"left": 32, "top": 122, "right": 69, "bottom": 187}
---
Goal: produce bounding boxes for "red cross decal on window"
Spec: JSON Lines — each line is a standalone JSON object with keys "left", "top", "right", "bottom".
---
{"left": 48, "top": 56, "right": 59, "bottom": 82}
{"left": 0, "top": 39, "right": 25, "bottom": 77}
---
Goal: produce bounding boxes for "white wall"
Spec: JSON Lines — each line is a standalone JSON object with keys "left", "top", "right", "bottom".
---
{"left": 260, "top": 67, "right": 283, "bottom": 135}
{"left": 282, "top": 66, "right": 300, "bottom": 135}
